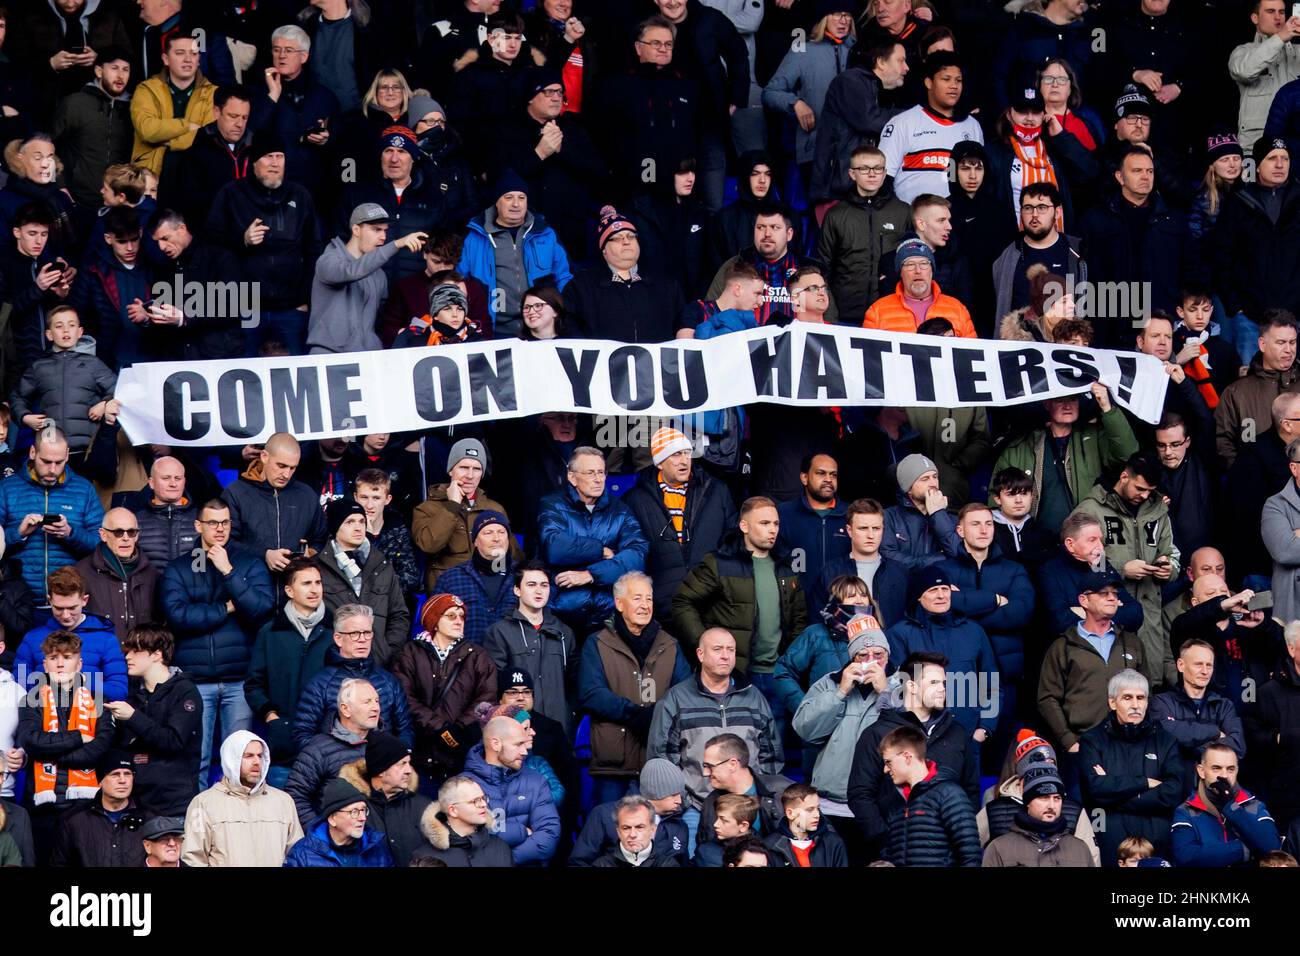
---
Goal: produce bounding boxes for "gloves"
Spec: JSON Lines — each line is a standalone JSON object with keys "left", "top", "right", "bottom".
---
{"left": 1206, "top": 777, "right": 1237, "bottom": 810}
{"left": 627, "top": 705, "right": 655, "bottom": 742}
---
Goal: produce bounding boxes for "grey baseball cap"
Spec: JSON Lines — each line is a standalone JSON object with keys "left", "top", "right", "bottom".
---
{"left": 349, "top": 202, "right": 390, "bottom": 227}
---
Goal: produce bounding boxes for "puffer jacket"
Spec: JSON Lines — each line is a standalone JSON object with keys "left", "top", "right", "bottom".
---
{"left": 461, "top": 742, "right": 561, "bottom": 865}
{"left": 114, "top": 666, "right": 203, "bottom": 816}
{"left": 881, "top": 762, "right": 982, "bottom": 867}
{"left": 537, "top": 484, "right": 649, "bottom": 635}
{"left": 1078, "top": 713, "right": 1184, "bottom": 864}
{"left": 283, "top": 819, "right": 393, "bottom": 867}
{"left": 982, "top": 818, "right": 1097, "bottom": 867}
{"left": 647, "top": 671, "right": 784, "bottom": 810}
{"left": 578, "top": 622, "right": 693, "bottom": 777}
{"left": 13, "top": 613, "right": 126, "bottom": 701}
{"left": 569, "top": 800, "right": 690, "bottom": 867}
{"left": 887, "top": 606, "right": 1000, "bottom": 737}
{"left": 938, "top": 544, "right": 1036, "bottom": 683}
{"left": 1217, "top": 354, "right": 1300, "bottom": 467}
{"left": 881, "top": 493, "right": 964, "bottom": 572}
{"left": 412, "top": 801, "right": 514, "bottom": 867}
{"left": 863, "top": 281, "right": 977, "bottom": 337}
{"left": 244, "top": 606, "right": 334, "bottom": 763}
{"left": 765, "top": 819, "right": 850, "bottom": 867}
{"left": 0, "top": 465, "right": 103, "bottom": 598}
{"left": 283, "top": 720, "right": 370, "bottom": 828}
{"left": 291, "top": 645, "right": 413, "bottom": 751}
{"left": 814, "top": 183, "right": 910, "bottom": 321}
{"left": 182, "top": 729, "right": 303, "bottom": 867}
{"left": 133, "top": 498, "right": 198, "bottom": 568}
{"left": 10, "top": 338, "right": 117, "bottom": 453}
{"left": 483, "top": 609, "right": 578, "bottom": 735}
{"left": 622, "top": 464, "right": 737, "bottom": 621}
{"left": 1171, "top": 787, "right": 1283, "bottom": 866}
{"left": 314, "top": 541, "right": 410, "bottom": 667}
{"left": 1037, "top": 624, "right": 1145, "bottom": 751}
{"left": 220, "top": 460, "right": 328, "bottom": 563}
{"left": 1071, "top": 484, "right": 1180, "bottom": 688}
{"left": 774, "top": 623, "right": 852, "bottom": 716}
{"left": 160, "top": 543, "right": 275, "bottom": 683}
{"left": 205, "top": 175, "right": 320, "bottom": 310}
{"left": 671, "top": 530, "right": 807, "bottom": 675}
{"left": 389, "top": 637, "right": 496, "bottom": 779}
{"left": 339, "top": 758, "right": 431, "bottom": 867}
{"left": 411, "top": 484, "right": 520, "bottom": 590}
{"left": 130, "top": 71, "right": 217, "bottom": 175}
{"left": 75, "top": 545, "right": 159, "bottom": 644}
{"left": 794, "top": 667, "right": 901, "bottom": 803}
{"left": 1150, "top": 684, "right": 1246, "bottom": 792}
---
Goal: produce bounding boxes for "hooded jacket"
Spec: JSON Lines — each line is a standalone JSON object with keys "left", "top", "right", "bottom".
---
{"left": 291, "top": 644, "right": 413, "bottom": 752}
{"left": 315, "top": 540, "right": 410, "bottom": 666}
{"left": 245, "top": 605, "right": 335, "bottom": 762}
{"left": 815, "top": 182, "right": 911, "bottom": 320}
{"left": 483, "top": 608, "right": 578, "bottom": 735}
{"left": 221, "top": 460, "right": 328, "bottom": 563}
{"left": 115, "top": 666, "right": 202, "bottom": 816}
{"left": 11, "top": 337, "right": 117, "bottom": 453}
{"left": 626, "top": 188, "right": 712, "bottom": 300}
{"left": 1037, "top": 623, "right": 1146, "bottom": 750}
{"left": 339, "top": 757, "right": 431, "bottom": 867}
{"left": 712, "top": 150, "right": 796, "bottom": 267}
{"left": 306, "top": 237, "right": 403, "bottom": 354}
{"left": 0, "top": 463, "right": 103, "bottom": 598}
{"left": 411, "top": 484, "right": 521, "bottom": 591}
{"left": 647, "top": 671, "right": 784, "bottom": 811}
{"left": 74, "top": 545, "right": 159, "bottom": 644}
{"left": 160, "top": 541, "right": 274, "bottom": 683}
{"left": 461, "top": 741, "right": 561, "bottom": 865}
{"left": 50, "top": 80, "right": 134, "bottom": 208}
{"left": 794, "top": 666, "right": 901, "bottom": 803}
{"left": 411, "top": 800, "right": 514, "bottom": 867}
{"left": 14, "top": 612, "right": 126, "bottom": 702}
{"left": 182, "top": 729, "right": 303, "bottom": 867}
{"left": 130, "top": 71, "right": 217, "bottom": 175}
{"left": 537, "top": 483, "right": 649, "bottom": 634}
{"left": 881, "top": 761, "right": 982, "bottom": 867}
{"left": 622, "top": 464, "right": 737, "bottom": 621}
{"left": 992, "top": 234, "right": 1087, "bottom": 328}
{"left": 389, "top": 636, "right": 496, "bottom": 779}
{"left": 457, "top": 209, "right": 573, "bottom": 330}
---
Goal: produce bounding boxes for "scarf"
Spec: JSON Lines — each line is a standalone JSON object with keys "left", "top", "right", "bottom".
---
{"left": 1013, "top": 806, "right": 1068, "bottom": 838}
{"left": 659, "top": 475, "right": 687, "bottom": 542}
{"left": 416, "top": 629, "right": 459, "bottom": 663}
{"left": 613, "top": 614, "right": 658, "bottom": 666}
{"left": 34, "top": 682, "right": 99, "bottom": 805}
{"left": 287, "top": 602, "right": 326, "bottom": 641}
{"left": 1010, "top": 133, "right": 1063, "bottom": 232}
{"left": 331, "top": 539, "right": 370, "bottom": 596}
{"left": 1181, "top": 344, "right": 1220, "bottom": 409}
{"left": 98, "top": 542, "right": 139, "bottom": 581}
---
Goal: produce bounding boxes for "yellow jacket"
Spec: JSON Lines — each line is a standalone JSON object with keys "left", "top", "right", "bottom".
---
{"left": 130, "top": 71, "right": 216, "bottom": 175}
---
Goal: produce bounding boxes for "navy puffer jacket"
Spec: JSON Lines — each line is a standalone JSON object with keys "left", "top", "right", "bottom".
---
{"left": 886, "top": 607, "right": 1000, "bottom": 735}
{"left": 291, "top": 644, "right": 414, "bottom": 751}
{"left": 937, "top": 545, "right": 1036, "bottom": 682}
{"left": 0, "top": 466, "right": 103, "bottom": 597}
{"left": 160, "top": 543, "right": 275, "bottom": 682}
{"left": 881, "top": 762, "right": 983, "bottom": 867}
{"left": 462, "top": 742, "right": 561, "bottom": 866}
{"left": 283, "top": 820, "right": 393, "bottom": 867}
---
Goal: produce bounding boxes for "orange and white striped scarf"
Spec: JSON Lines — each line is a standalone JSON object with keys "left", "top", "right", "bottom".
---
{"left": 1011, "top": 136, "right": 1064, "bottom": 232}
{"left": 33, "top": 682, "right": 98, "bottom": 805}
{"left": 1182, "top": 345, "right": 1220, "bottom": 409}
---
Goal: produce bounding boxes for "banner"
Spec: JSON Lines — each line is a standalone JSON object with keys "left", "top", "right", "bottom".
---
{"left": 115, "top": 324, "right": 1170, "bottom": 446}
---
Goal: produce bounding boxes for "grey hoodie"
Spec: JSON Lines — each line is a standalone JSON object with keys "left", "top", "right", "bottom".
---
{"left": 307, "top": 237, "right": 403, "bottom": 354}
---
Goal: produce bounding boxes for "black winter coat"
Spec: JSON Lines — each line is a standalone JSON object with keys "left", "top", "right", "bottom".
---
{"left": 563, "top": 266, "right": 685, "bottom": 343}
{"left": 221, "top": 470, "right": 329, "bottom": 564}
{"left": 622, "top": 464, "right": 737, "bottom": 621}
{"left": 412, "top": 803, "right": 515, "bottom": 867}
{"left": 335, "top": 169, "right": 452, "bottom": 285}
{"left": 765, "top": 820, "right": 849, "bottom": 867}
{"left": 1247, "top": 657, "right": 1300, "bottom": 826}
{"left": 132, "top": 498, "right": 199, "bottom": 569}
{"left": 1079, "top": 190, "right": 1186, "bottom": 332}
{"left": 985, "top": 131, "right": 1097, "bottom": 237}
{"left": 340, "top": 760, "right": 431, "bottom": 867}
{"left": 881, "top": 763, "right": 983, "bottom": 867}
{"left": 115, "top": 670, "right": 203, "bottom": 816}
{"left": 598, "top": 63, "right": 700, "bottom": 201}
{"left": 627, "top": 189, "right": 713, "bottom": 300}
{"left": 1079, "top": 714, "right": 1185, "bottom": 865}
{"left": 668, "top": 0, "right": 749, "bottom": 130}
{"left": 150, "top": 240, "right": 247, "bottom": 361}
{"left": 164, "top": 123, "right": 251, "bottom": 227}
{"left": 244, "top": 606, "right": 335, "bottom": 762}
{"left": 50, "top": 83, "right": 134, "bottom": 209}
{"left": 314, "top": 543, "right": 410, "bottom": 668}
{"left": 569, "top": 801, "right": 690, "bottom": 867}
{"left": 48, "top": 794, "right": 149, "bottom": 868}
{"left": 1212, "top": 181, "right": 1300, "bottom": 321}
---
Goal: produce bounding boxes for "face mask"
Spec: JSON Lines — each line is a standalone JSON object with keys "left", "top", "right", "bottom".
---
{"left": 418, "top": 128, "right": 447, "bottom": 156}
{"left": 1012, "top": 123, "right": 1042, "bottom": 146}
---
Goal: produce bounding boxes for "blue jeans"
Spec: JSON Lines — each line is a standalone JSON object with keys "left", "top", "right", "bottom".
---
{"left": 265, "top": 764, "right": 290, "bottom": 790}
{"left": 682, "top": 807, "right": 702, "bottom": 859}
{"left": 1225, "top": 311, "right": 1259, "bottom": 366}
{"left": 697, "top": 128, "right": 727, "bottom": 214}
{"left": 245, "top": 308, "right": 308, "bottom": 357}
{"left": 197, "top": 681, "right": 252, "bottom": 789}
{"left": 749, "top": 672, "right": 789, "bottom": 770}
{"left": 587, "top": 776, "right": 633, "bottom": 814}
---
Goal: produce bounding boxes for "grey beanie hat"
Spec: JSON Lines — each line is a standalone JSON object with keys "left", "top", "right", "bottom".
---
{"left": 639, "top": 758, "right": 686, "bottom": 801}
{"left": 847, "top": 627, "right": 889, "bottom": 661}
{"left": 896, "top": 453, "right": 938, "bottom": 493}
{"left": 428, "top": 283, "right": 469, "bottom": 317}
{"left": 446, "top": 437, "right": 488, "bottom": 474}
{"left": 408, "top": 95, "right": 445, "bottom": 126}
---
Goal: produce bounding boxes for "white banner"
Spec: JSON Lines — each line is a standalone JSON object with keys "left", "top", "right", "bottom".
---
{"left": 115, "top": 325, "right": 1170, "bottom": 446}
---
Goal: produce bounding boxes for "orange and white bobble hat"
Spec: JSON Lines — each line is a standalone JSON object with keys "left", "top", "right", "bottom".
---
{"left": 846, "top": 615, "right": 888, "bottom": 658}
{"left": 420, "top": 593, "right": 466, "bottom": 633}
{"left": 650, "top": 427, "right": 693, "bottom": 466}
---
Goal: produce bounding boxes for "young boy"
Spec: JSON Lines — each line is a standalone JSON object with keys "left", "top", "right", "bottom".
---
{"left": 1117, "top": 835, "right": 1164, "bottom": 867}
{"left": 353, "top": 468, "right": 420, "bottom": 594}
{"left": 3, "top": 203, "right": 72, "bottom": 367}
{"left": 15, "top": 630, "right": 112, "bottom": 864}
{"left": 764, "top": 783, "right": 848, "bottom": 867}
{"left": 989, "top": 467, "right": 1055, "bottom": 571}
{"left": 11, "top": 306, "right": 119, "bottom": 455}
{"left": 678, "top": 261, "right": 764, "bottom": 338}
{"left": 0, "top": 403, "right": 19, "bottom": 479}
{"left": 393, "top": 280, "right": 482, "bottom": 348}
{"left": 88, "top": 164, "right": 159, "bottom": 270}
{"left": 694, "top": 793, "right": 760, "bottom": 867}
{"left": 1173, "top": 283, "right": 1240, "bottom": 404}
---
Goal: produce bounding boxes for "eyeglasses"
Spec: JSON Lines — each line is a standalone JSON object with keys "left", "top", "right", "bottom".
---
{"left": 1040, "top": 76, "right": 1071, "bottom": 87}
{"left": 341, "top": 806, "right": 369, "bottom": 819}
{"left": 521, "top": 302, "right": 550, "bottom": 314}
{"left": 574, "top": 469, "right": 606, "bottom": 478}
{"left": 200, "top": 518, "right": 231, "bottom": 529}
{"left": 701, "top": 757, "right": 736, "bottom": 772}
{"left": 422, "top": 117, "right": 447, "bottom": 128}
{"left": 538, "top": 87, "right": 565, "bottom": 98}
{"left": 637, "top": 38, "right": 674, "bottom": 49}
{"left": 1022, "top": 203, "right": 1055, "bottom": 214}
{"left": 794, "top": 284, "right": 827, "bottom": 295}
{"left": 376, "top": 83, "right": 404, "bottom": 93}
{"left": 270, "top": 46, "right": 303, "bottom": 56}
{"left": 850, "top": 165, "right": 886, "bottom": 174}
{"left": 452, "top": 796, "right": 489, "bottom": 808}
{"left": 339, "top": 630, "right": 374, "bottom": 641}
{"left": 103, "top": 527, "right": 140, "bottom": 538}
{"left": 1154, "top": 438, "right": 1188, "bottom": 451}
{"left": 1121, "top": 115, "right": 1152, "bottom": 125}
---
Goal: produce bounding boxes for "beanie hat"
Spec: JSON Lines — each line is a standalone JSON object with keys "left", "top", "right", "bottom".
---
{"left": 96, "top": 750, "right": 135, "bottom": 780}
{"left": 407, "top": 95, "right": 444, "bottom": 126}
{"left": 907, "top": 566, "right": 952, "bottom": 606}
{"left": 446, "top": 437, "right": 487, "bottom": 474}
{"left": 651, "top": 426, "right": 693, "bottom": 466}
{"left": 420, "top": 593, "right": 465, "bottom": 633}
{"left": 950, "top": 139, "right": 989, "bottom": 167}
{"left": 319, "top": 778, "right": 368, "bottom": 819}
{"left": 1021, "top": 764, "right": 1065, "bottom": 802}
{"left": 812, "top": 0, "right": 856, "bottom": 19}
{"left": 894, "top": 237, "right": 936, "bottom": 274}
{"left": 1114, "top": 84, "right": 1152, "bottom": 120}
{"left": 895, "top": 452, "right": 938, "bottom": 494}
{"left": 379, "top": 124, "right": 420, "bottom": 158}
{"left": 1013, "top": 728, "right": 1057, "bottom": 777}
{"left": 525, "top": 66, "right": 564, "bottom": 100}
{"left": 498, "top": 666, "right": 535, "bottom": 697}
{"left": 325, "top": 497, "right": 366, "bottom": 539}
{"left": 428, "top": 283, "right": 468, "bottom": 318}
{"left": 639, "top": 758, "right": 686, "bottom": 801}
{"left": 1254, "top": 135, "right": 1289, "bottom": 168}
{"left": 1205, "top": 129, "right": 1242, "bottom": 166}
{"left": 248, "top": 129, "right": 287, "bottom": 165}
{"left": 493, "top": 167, "right": 530, "bottom": 202}
{"left": 471, "top": 509, "right": 510, "bottom": 541}
{"left": 846, "top": 615, "right": 889, "bottom": 659}
{"left": 597, "top": 204, "right": 637, "bottom": 250}
{"left": 364, "top": 732, "right": 411, "bottom": 778}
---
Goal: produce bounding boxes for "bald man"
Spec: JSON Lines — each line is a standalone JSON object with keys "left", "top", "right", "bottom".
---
{"left": 133, "top": 456, "right": 200, "bottom": 566}
{"left": 1168, "top": 574, "right": 1285, "bottom": 715}
{"left": 1162, "top": 546, "right": 1226, "bottom": 633}
{"left": 75, "top": 507, "right": 161, "bottom": 642}
{"left": 220, "top": 433, "right": 327, "bottom": 574}
{"left": 462, "top": 715, "right": 561, "bottom": 865}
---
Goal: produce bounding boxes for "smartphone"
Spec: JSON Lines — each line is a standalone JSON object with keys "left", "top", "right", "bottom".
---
{"left": 1246, "top": 590, "right": 1274, "bottom": 611}
{"left": 41, "top": 513, "right": 61, "bottom": 526}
